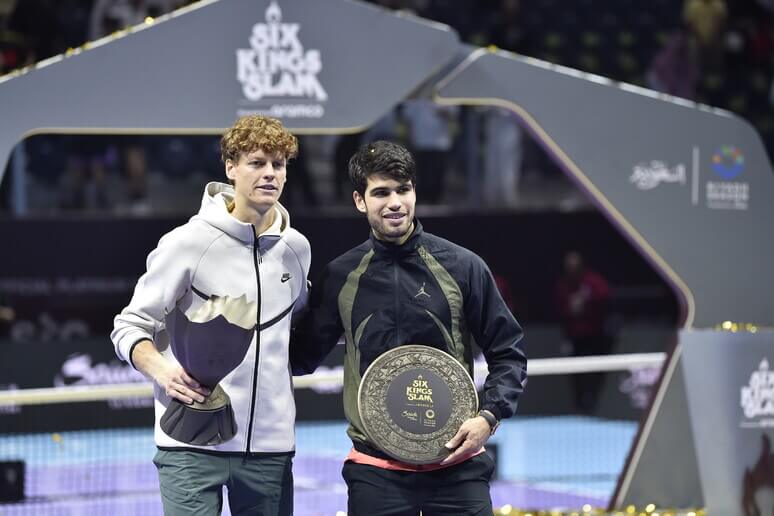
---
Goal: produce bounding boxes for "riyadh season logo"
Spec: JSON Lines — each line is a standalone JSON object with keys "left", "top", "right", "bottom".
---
{"left": 235, "top": 1, "right": 327, "bottom": 118}
{"left": 706, "top": 145, "right": 749, "bottom": 210}
{"left": 740, "top": 358, "right": 774, "bottom": 428}
{"left": 712, "top": 145, "right": 745, "bottom": 179}
{"left": 54, "top": 353, "right": 152, "bottom": 409}
{"left": 629, "top": 160, "right": 686, "bottom": 190}
{"left": 630, "top": 145, "right": 750, "bottom": 210}
{"left": 618, "top": 365, "right": 660, "bottom": 409}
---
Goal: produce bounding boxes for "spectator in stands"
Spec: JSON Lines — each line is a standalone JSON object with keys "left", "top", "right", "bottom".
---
{"left": 280, "top": 136, "right": 318, "bottom": 209}
{"left": 646, "top": 30, "right": 700, "bottom": 100}
{"left": 0, "top": 293, "right": 15, "bottom": 339}
{"left": 58, "top": 137, "right": 110, "bottom": 212}
{"left": 555, "top": 250, "right": 613, "bottom": 413}
{"left": 89, "top": 0, "right": 181, "bottom": 40}
{"left": 482, "top": 0, "right": 531, "bottom": 53}
{"left": 646, "top": 0, "right": 728, "bottom": 100}
{"left": 8, "top": 0, "right": 75, "bottom": 70}
{"left": 333, "top": 133, "right": 363, "bottom": 203}
{"left": 331, "top": 109, "right": 406, "bottom": 204}
{"left": 89, "top": 1, "right": 188, "bottom": 214}
{"left": 401, "top": 99, "right": 458, "bottom": 203}
{"left": 482, "top": 107, "right": 523, "bottom": 208}
{"left": 684, "top": 0, "right": 728, "bottom": 45}
{"left": 121, "top": 137, "right": 150, "bottom": 214}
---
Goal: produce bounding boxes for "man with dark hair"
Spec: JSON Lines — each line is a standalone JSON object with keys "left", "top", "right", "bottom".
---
{"left": 292, "top": 140, "right": 527, "bottom": 516}
{"left": 112, "top": 115, "right": 310, "bottom": 515}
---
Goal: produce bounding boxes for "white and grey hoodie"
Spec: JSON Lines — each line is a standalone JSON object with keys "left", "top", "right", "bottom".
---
{"left": 112, "top": 182, "right": 310, "bottom": 454}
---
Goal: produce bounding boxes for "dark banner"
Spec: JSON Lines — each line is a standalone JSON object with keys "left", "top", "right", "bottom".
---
{"left": 0, "top": 212, "right": 676, "bottom": 339}
{"left": 0, "top": 213, "right": 675, "bottom": 431}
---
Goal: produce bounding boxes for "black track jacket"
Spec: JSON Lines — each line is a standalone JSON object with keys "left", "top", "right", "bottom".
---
{"left": 291, "top": 221, "right": 527, "bottom": 446}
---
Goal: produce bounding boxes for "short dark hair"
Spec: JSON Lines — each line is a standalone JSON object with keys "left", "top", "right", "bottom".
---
{"left": 348, "top": 140, "right": 416, "bottom": 195}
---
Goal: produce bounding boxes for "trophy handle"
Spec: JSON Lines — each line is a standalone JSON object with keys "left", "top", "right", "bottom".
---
{"left": 159, "top": 384, "right": 237, "bottom": 446}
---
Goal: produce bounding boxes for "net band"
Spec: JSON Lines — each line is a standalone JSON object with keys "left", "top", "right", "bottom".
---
{"left": 0, "top": 352, "right": 665, "bottom": 406}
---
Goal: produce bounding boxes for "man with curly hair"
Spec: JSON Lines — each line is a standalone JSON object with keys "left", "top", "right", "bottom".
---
{"left": 112, "top": 115, "right": 310, "bottom": 515}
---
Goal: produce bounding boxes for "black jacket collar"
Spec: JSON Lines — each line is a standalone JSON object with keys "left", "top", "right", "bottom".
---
{"left": 369, "top": 220, "right": 423, "bottom": 257}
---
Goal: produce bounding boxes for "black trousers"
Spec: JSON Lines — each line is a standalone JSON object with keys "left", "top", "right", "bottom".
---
{"left": 569, "top": 334, "right": 614, "bottom": 412}
{"left": 342, "top": 453, "right": 495, "bottom": 516}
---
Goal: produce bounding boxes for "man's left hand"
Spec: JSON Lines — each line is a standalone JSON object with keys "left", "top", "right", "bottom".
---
{"left": 440, "top": 415, "right": 491, "bottom": 465}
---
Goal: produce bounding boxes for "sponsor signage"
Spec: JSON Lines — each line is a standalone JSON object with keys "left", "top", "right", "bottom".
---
{"left": 680, "top": 330, "right": 774, "bottom": 515}
{"left": 629, "top": 144, "right": 750, "bottom": 211}
{"left": 740, "top": 358, "right": 774, "bottom": 429}
{"left": 236, "top": 2, "right": 328, "bottom": 119}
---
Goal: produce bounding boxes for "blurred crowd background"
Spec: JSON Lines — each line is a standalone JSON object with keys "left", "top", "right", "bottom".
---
{"left": 0, "top": 0, "right": 771, "bottom": 217}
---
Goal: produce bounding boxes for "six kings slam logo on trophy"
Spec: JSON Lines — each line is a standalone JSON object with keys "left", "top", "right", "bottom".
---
{"left": 235, "top": 1, "right": 328, "bottom": 119}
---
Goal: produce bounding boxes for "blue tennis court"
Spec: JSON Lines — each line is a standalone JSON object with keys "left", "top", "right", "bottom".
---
{"left": 0, "top": 416, "right": 636, "bottom": 515}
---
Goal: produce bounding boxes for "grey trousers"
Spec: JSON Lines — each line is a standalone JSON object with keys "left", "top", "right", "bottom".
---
{"left": 153, "top": 449, "right": 293, "bottom": 516}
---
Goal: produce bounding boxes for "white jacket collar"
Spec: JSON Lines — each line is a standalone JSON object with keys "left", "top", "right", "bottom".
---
{"left": 196, "top": 182, "right": 291, "bottom": 244}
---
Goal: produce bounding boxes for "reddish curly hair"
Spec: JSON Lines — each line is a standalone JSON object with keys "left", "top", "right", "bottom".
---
{"left": 220, "top": 115, "right": 298, "bottom": 164}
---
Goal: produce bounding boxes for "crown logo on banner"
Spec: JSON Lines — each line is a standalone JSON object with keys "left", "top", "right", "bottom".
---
{"left": 235, "top": 1, "right": 327, "bottom": 118}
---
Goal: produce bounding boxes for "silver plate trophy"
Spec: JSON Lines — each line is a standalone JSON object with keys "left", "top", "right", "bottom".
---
{"left": 358, "top": 345, "right": 478, "bottom": 464}
{"left": 159, "top": 304, "right": 255, "bottom": 445}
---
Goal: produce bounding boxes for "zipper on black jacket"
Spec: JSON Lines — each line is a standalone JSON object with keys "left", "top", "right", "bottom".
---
{"left": 245, "top": 234, "right": 262, "bottom": 453}
{"left": 394, "top": 260, "right": 401, "bottom": 346}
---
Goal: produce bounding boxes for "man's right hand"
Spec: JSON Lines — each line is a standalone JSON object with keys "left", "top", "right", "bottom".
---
{"left": 131, "top": 340, "right": 211, "bottom": 405}
{"left": 153, "top": 361, "right": 211, "bottom": 405}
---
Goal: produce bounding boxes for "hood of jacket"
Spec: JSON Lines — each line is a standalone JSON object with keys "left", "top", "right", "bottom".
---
{"left": 194, "top": 182, "right": 291, "bottom": 245}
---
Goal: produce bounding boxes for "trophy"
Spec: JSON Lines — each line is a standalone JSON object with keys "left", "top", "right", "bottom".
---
{"left": 159, "top": 297, "right": 256, "bottom": 446}
{"left": 358, "top": 345, "right": 478, "bottom": 464}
